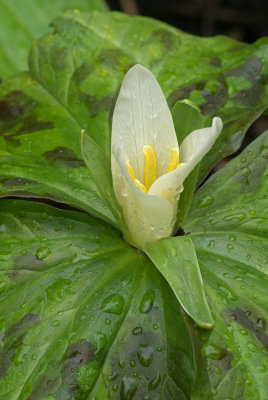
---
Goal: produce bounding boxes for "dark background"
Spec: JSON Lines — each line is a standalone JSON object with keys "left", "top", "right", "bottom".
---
{"left": 106, "top": 0, "right": 268, "bottom": 165}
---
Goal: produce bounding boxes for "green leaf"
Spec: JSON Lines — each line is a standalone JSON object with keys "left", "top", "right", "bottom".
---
{"left": 1, "top": 10, "right": 267, "bottom": 221}
{"left": 81, "top": 131, "right": 123, "bottom": 227}
{"left": 172, "top": 101, "right": 203, "bottom": 227}
{"left": 0, "top": 72, "right": 116, "bottom": 226}
{"left": 0, "top": 199, "right": 194, "bottom": 399}
{"left": 144, "top": 236, "right": 214, "bottom": 329}
{"left": 183, "top": 131, "right": 268, "bottom": 398}
{"left": 0, "top": 0, "right": 109, "bottom": 78}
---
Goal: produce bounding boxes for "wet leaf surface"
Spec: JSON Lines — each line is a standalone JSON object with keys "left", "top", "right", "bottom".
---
{"left": 0, "top": 200, "right": 193, "bottom": 399}
{"left": 0, "top": 11, "right": 268, "bottom": 223}
{"left": 184, "top": 131, "right": 268, "bottom": 399}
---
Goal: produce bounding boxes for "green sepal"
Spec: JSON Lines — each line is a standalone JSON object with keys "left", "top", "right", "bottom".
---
{"left": 144, "top": 236, "right": 214, "bottom": 329}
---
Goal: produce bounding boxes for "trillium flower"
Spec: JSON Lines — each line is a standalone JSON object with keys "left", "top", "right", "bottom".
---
{"left": 111, "top": 65, "right": 223, "bottom": 248}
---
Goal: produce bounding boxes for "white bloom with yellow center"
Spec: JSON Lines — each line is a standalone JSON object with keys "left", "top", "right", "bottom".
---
{"left": 111, "top": 64, "right": 222, "bottom": 248}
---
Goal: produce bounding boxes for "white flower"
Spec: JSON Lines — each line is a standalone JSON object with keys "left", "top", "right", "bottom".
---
{"left": 111, "top": 64, "right": 223, "bottom": 248}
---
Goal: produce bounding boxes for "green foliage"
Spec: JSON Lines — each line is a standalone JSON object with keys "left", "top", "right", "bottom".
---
{"left": 145, "top": 236, "right": 214, "bottom": 329}
{"left": 0, "top": 0, "right": 109, "bottom": 78}
{"left": 0, "top": 200, "right": 193, "bottom": 399}
{"left": 0, "top": 6, "right": 267, "bottom": 399}
{"left": 184, "top": 131, "right": 268, "bottom": 399}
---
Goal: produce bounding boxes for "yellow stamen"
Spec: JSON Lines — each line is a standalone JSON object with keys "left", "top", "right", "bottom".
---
{"left": 126, "top": 159, "right": 147, "bottom": 193}
{"left": 143, "top": 145, "right": 157, "bottom": 190}
{"left": 134, "top": 179, "right": 147, "bottom": 193}
{"left": 177, "top": 163, "right": 184, "bottom": 169}
{"left": 167, "top": 148, "right": 179, "bottom": 173}
{"left": 126, "top": 160, "right": 135, "bottom": 182}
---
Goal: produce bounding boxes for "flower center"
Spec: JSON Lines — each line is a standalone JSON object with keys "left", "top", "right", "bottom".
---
{"left": 126, "top": 145, "right": 183, "bottom": 193}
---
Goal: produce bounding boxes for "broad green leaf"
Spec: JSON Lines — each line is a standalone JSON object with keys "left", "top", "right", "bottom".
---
{"left": 1, "top": 10, "right": 267, "bottom": 221}
{"left": 145, "top": 236, "right": 214, "bottom": 329}
{"left": 0, "top": 199, "right": 193, "bottom": 399}
{"left": 0, "top": 0, "right": 109, "bottom": 79}
{"left": 183, "top": 131, "right": 268, "bottom": 399}
{"left": 172, "top": 101, "right": 203, "bottom": 227}
{"left": 29, "top": 11, "right": 268, "bottom": 173}
{"left": 0, "top": 72, "right": 116, "bottom": 226}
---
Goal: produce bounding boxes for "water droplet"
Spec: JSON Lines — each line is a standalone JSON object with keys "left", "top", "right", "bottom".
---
{"left": 118, "top": 360, "right": 125, "bottom": 369}
{"left": 239, "top": 329, "right": 248, "bottom": 335}
{"left": 137, "top": 345, "right": 153, "bottom": 367}
{"left": 204, "top": 344, "right": 226, "bottom": 360}
{"left": 101, "top": 294, "right": 125, "bottom": 315}
{"left": 132, "top": 327, "right": 142, "bottom": 335}
{"left": 139, "top": 290, "right": 155, "bottom": 314}
{"left": 153, "top": 324, "right": 158, "bottom": 330}
{"left": 105, "top": 318, "right": 111, "bottom": 325}
{"left": 130, "top": 360, "right": 136, "bottom": 367}
{"left": 198, "top": 194, "right": 214, "bottom": 208}
{"left": 223, "top": 213, "right": 246, "bottom": 222}
{"left": 112, "top": 384, "right": 118, "bottom": 392}
{"left": 120, "top": 377, "right": 137, "bottom": 400}
{"left": 148, "top": 373, "right": 161, "bottom": 390}
{"left": 35, "top": 246, "right": 51, "bottom": 260}
{"left": 208, "top": 240, "right": 215, "bottom": 248}
{"left": 247, "top": 341, "right": 259, "bottom": 353}
{"left": 227, "top": 244, "right": 234, "bottom": 251}
{"left": 107, "top": 372, "right": 118, "bottom": 382}
{"left": 51, "top": 320, "right": 60, "bottom": 327}
{"left": 241, "top": 157, "right": 247, "bottom": 163}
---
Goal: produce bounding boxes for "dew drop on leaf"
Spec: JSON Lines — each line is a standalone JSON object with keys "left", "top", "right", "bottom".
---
{"left": 101, "top": 294, "right": 125, "bottom": 315}
{"left": 35, "top": 246, "right": 51, "bottom": 260}
{"left": 139, "top": 290, "right": 155, "bottom": 314}
{"left": 137, "top": 344, "right": 154, "bottom": 367}
{"left": 148, "top": 372, "right": 161, "bottom": 390}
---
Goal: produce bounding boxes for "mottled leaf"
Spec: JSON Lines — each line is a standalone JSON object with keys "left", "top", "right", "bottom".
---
{"left": 184, "top": 131, "right": 268, "bottom": 399}
{"left": 0, "top": 0, "right": 109, "bottom": 78}
{"left": 1, "top": 10, "right": 267, "bottom": 220}
{"left": 0, "top": 199, "right": 193, "bottom": 399}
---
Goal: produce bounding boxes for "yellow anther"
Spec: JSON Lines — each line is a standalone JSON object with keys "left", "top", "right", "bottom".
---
{"left": 177, "top": 163, "right": 184, "bottom": 169}
{"left": 167, "top": 148, "right": 179, "bottom": 173}
{"left": 126, "top": 160, "right": 135, "bottom": 182}
{"left": 134, "top": 179, "right": 147, "bottom": 193}
{"left": 126, "top": 159, "right": 147, "bottom": 193}
{"left": 143, "top": 145, "right": 157, "bottom": 190}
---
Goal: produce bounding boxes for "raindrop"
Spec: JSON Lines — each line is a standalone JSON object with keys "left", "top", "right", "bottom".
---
{"left": 130, "top": 360, "right": 136, "bottom": 367}
{"left": 148, "top": 373, "right": 161, "bottom": 390}
{"left": 227, "top": 244, "right": 234, "bottom": 251}
{"left": 112, "top": 384, "right": 118, "bottom": 392}
{"left": 101, "top": 294, "right": 125, "bottom": 315}
{"left": 197, "top": 194, "right": 214, "bottom": 208}
{"left": 120, "top": 377, "right": 137, "bottom": 400}
{"left": 137, "top": 345, "right": 153, "bottom": 367}
{"left": 204, "top": 344, "right": 226, "bottom": 360}
{"left": 51, "top": 320, "right": 60, "bottom": 327}
{"left": 132, "top": 327, "right": 142, "bottom": 335}
{"left": 208, "top": 240, "right": 215, "bottom": 248}
{"left": 105, "top": 318, "right": 111, "bottom": 325}
{"left": 247, "top": 341, "right": 259, "bottom": 353}
{"left": 118, "top": 360, "right": 125, "bottom": 369}
{"left": 35, "top": 246, "right": 51, "bottom": 260}
{"left": 139, "top": 290, "right": 155, "bottom": 314}
{"left": 223, "top": 213, "right": 245, "bottom": 222}
{"left": 107, "top": 372, "right": 118, "bottom": 382}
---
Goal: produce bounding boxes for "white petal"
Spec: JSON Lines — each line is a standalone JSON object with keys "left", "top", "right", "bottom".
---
{"left": 112, "top": 144, "right": 176, "bottom": 248}
{"left": 148, "top": 117, "right": 223, "bottom": 203}
{"left": 180, "top": 117, "right": 223, "bottom": 164}
{"left": 112, "top": 64, "right": 178, "bottom": 183}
